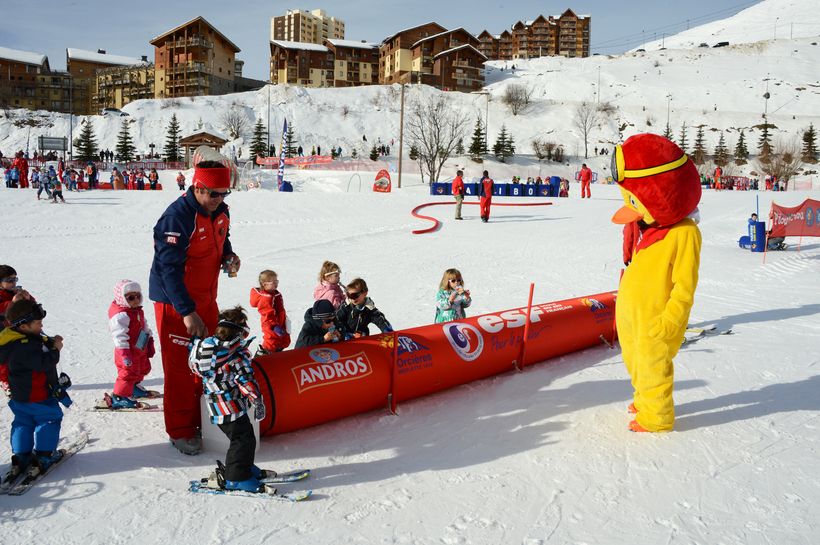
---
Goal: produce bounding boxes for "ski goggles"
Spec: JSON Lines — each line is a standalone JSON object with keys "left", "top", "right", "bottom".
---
{"left": 611, "top": 145, "right": 689, "bottom": 183}
{"left": 1, "top": 276, "right": 18, "bottom": 284}
{"left": 9, "top": 303, "right": 47, "bottom": 327}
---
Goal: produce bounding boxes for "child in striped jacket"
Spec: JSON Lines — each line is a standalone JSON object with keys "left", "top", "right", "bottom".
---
{"left": 188, "top": 306, "right": 267, "bottom": 492}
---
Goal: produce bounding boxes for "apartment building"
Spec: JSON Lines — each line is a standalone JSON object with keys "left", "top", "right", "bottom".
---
{"left": 0, "top": 46, "right": 84, "bottom": 115}
{"left": 150, "top": 16, "right": 241, "bottom": 99}
{"left": 271, "top": 9, "right": 344, "bottom": 44}
{"left": 269, "top": 40, "right": 333, "bottom": 87}
{"left": 95, "top": 62, "right": 154, "bottom": 111}
{"left": 478, "top": 9, "right": 590, "bottom": 61}
{"left": 67, "top": 48, "right": 147, "bottom": 114}
{"left": 379, "top": 23, "right": 486, "bottom": 92}
{"left": 325, "top": 40, "right": 378, "bottom": 87}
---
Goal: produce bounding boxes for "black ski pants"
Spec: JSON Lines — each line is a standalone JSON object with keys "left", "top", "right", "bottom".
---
{"left": 218, "top": 414, "right": 256, "bottom": 481}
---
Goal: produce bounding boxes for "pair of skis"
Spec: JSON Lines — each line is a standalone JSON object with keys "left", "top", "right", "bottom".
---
{"left": 189, "top": 462, "right": 313, "bottom": 502}
{"left": 0, "top": 432, "right": 89, "bottom": 496}
{"left": 92, "top": 390, "right": 163, "bottom": 412}
{"left": 682, "top": 324, "right": 733, "bottom": 345}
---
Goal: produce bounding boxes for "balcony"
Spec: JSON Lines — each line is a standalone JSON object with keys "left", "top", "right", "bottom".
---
{"left": 168, "top": 62, "right": 207, "bottom": 75}
{"left": 171, "top": 37, "right": 213, "bottom": 49}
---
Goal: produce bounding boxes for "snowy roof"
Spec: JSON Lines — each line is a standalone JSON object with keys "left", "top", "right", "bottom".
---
{"left": 326, "top": 39, "right": 377, "bottom": 50}
{"left": 381, "top": 22, "right": 448, "bottom": 45}
{"left": 0, "top": 46, "right": 47, "bottom": 66}
{"left": 150, "top": 16, "right": 240, "bottom": 53}
{"left": 66, "top": 48, "right": 146, "bottom": 66}
{"left": 411, "top": 28, "right": 478, "bottom": 49}
{"left": 270, "top": 40, "right": 329, "bottom": 53}
{"left": 433, "top": 44, "right": 487, "bottom": 61}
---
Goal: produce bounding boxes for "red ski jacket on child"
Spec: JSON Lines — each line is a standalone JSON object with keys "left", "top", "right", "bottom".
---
{"left": 249, "top": 287, "right": 290, "bottom": 351}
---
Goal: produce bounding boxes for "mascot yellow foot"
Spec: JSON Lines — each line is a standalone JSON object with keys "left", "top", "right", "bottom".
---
{"left": 611, "top": 134, "right": 702, "bottom": 432}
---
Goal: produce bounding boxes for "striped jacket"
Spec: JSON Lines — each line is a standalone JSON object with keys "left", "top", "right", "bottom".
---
{"left": 188, "top": 335, "right": 260, "bottom": 424}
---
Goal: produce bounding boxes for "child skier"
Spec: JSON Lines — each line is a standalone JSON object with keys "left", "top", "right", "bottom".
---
{"left": 188, "top": 306, "right": 267, "bottom": 491}
{"left": 106, "top": 280, "right": 156, "bottom": 409}
{"left": 313, "top": 260, "right": 345, "bottom": 309}
{"left": 336, "top": 278, "right": 393, "bottom": 338}
{"left": 249, "top": 270, "right": 290, "bottom": 355}
{"left": 0, "top": 299, "right": 72, "bottom": 485}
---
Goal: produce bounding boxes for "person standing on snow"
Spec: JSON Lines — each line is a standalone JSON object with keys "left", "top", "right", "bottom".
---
{"left": 579, "top": 163, "right": 593, "bottom": 198}
{"left": 452, "top": 169, "right": 465, "bottom": 220}
{"left": 149, "top": 160, "right": 240, "bottom": 455}
{"left": 478, "top": 170, "right": 494, "bottom": 223}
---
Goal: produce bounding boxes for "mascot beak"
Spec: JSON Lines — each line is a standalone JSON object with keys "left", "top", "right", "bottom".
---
{"left": 611, "top": 206, "right": 643, "bottom": 224}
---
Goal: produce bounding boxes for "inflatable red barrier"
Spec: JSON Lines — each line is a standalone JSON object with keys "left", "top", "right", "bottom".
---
{"left": 254, "top": 290, "right": 617, "bottom": 435}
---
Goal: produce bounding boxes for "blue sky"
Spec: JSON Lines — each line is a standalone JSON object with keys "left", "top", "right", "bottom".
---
{"left": 2, "top": 0, "right": 759, "bottom": 80}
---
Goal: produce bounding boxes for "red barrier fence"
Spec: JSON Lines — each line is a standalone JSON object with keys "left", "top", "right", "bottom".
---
{"left": 254, "top": 290, "right": 617, "bottom": 435}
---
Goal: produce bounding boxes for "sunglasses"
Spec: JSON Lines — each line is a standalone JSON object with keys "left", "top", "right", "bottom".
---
{"left": 125, "top": 293, "right": 142, "bottom": 302}
{"left": 1, "top": 276, "right": 18, "bottom": 284}
{"left": 449, "top": 279, "right": 461, "bottom": 284}
{"left": 10, "top": 303, "right": 46, "bottom": 327}
{"left": 346, "top": 291, "right": 361, "bottom": 299}
{"left": 207, "top": 189, "right": 231, "bottom": 199}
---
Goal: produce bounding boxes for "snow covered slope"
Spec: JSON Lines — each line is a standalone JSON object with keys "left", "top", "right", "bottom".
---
{"left": 0, "top": 173, "right": 817, "bottom": 543}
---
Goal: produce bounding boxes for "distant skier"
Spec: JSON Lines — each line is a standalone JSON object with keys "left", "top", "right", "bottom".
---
{"left": 478, "top": 170, "right": 494, "bottom": 223}
{"left": 579, "top": 163, "right": 593, "bottom": 198}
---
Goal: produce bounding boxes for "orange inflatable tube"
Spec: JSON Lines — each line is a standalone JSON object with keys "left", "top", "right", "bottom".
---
{"left": 254, "top": 290, "right": 617, "bottom": 435}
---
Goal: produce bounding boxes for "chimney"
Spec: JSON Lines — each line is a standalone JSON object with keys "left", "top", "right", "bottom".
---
{"left": 97, "top": 49, "right": 106, "bottom": 54}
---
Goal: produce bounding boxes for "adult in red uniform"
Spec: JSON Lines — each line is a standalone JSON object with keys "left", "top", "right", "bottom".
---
{"left": 714, "top": 166, "right": 722, "bottom": 190}
{"left": 452, "top": 169, "right": 465, "bottom": 220}
{"left": 579, "top": 163, "right": 592, "bottom": 199}
{"left": 11, "top": 153, "right": 29, "bottom": 189}
{"left": 148, "top": 161, "right": 239, "bottom": 455}
{"left": 478, "top": 170, "right": 494, "bottom": 223}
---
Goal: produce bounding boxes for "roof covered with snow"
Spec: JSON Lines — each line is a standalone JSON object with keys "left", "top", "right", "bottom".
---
{"left": 270, "top": 40, "right": 329, "bottom": 53}
{"left": 0, "top": 46, "right": 47, "bottom": 66}
{"left": 433, "top": 43, "right": 488, "bottom": 60}
{"left": 66, "top": 48, "right": 146, "bottom": 66}
{"left": 326, "top": 39, "right": 377, "bottom": 50}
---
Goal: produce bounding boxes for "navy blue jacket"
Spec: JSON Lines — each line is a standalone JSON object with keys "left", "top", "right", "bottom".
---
{"left": 149, "top": 188, "right": 233, "bottom": 316}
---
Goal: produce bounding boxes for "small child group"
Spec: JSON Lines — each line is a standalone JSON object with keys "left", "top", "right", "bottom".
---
{"left": 0, "top": 260, "right": 473, "bottom": 492}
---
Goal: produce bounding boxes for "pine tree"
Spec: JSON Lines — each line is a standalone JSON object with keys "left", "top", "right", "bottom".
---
{"left": 468, "top": 118, "right": 485, "bottom": 162}
{"left": 504, "top": 130, "right": 515, "bottom": 159}
{"left": 115, "top": 120, "right": 135, "bottom": 163}
{"left": 757, "top": 125, "right": 773, "bottom": 164}
{"left": 663, "top": 122, "right": 673, "bottom": 140}
{"left": 455, "top": 137, "right": 464, "bottom": 155}
{"left": 677, "top": 122, "right": 688, "bottom": 154}
{"left": 494, "top": 125, "right": 510, "bottom": 162}
{"left": 369, "top": 144, "right": 379, "bottom": 161}
{"left": 713, "top": 131, "right": 729, "bottom": 167}
{"left": 734, "top": 130, "right": 749, "bottom": 164}
{"left": 163, "top": 113, "right": 182, "bottom": 162}
{"left": 351, "top": 148, "right": 358, "bottom": 159}
{"left": 409, "top": 144, "right": 419, "bottom": 161}
{"left": 249, "top": 119, "right": 268, "bottom": 163}
{"left": 284, "top": 123, "right": 298, "bottom": 158}
{"left": 691, "top": 125, "right": 707, "bottom": 165}
{"left": 802, "top": 124, "right": 818, "bottom": 162}
{"left": 76, "top": 118, "right": 98, "bottom": 162}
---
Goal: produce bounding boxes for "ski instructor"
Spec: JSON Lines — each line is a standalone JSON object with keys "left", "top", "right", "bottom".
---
{"left": 149, "top": 159, "right": 240, "bottom": 455}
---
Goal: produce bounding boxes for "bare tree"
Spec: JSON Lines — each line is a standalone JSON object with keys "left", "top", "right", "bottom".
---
{"left": 574, "top": 101, "right": 599, "bottom": 159}
{"left": 406, "top": 94, "right": 469, "bottom": 184}
{"left": 757, "top": 137, "right": 804, "bottom": 189}
{"left": 502, "top": 83, "right": 533, "bottom": 115}
{"left": 219, "top": 106, "right": 249, "bottom": 140}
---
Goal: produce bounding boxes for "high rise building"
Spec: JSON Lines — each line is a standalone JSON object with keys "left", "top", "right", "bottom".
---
{"left": 271, "top": 9, "right": 345, "bottom": 44}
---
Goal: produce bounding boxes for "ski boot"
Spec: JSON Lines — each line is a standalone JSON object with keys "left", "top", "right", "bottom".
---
{"left": 224, "top": 477, "right": 264, "bottom": 493}
{"left": 251, "top": 464, "right": 276, "bottom": 480}
{"left": 627, "top": 402, "right": 638, "bottom": 414}
{"left": 2, "top": 453, "right": 31, "bottom": 486}
{"left": 132, "top": 384, "right": 154, "bottom": 399}
{"left": 33, "top": 449, "right": 64, "bottom": 473}
{"left": 109, "top": 394, "right": 139, "bottom": 409}
{"left": 628, "top": 419, "right": 649, "bottom": 433}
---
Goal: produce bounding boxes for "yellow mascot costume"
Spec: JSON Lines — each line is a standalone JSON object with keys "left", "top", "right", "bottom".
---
{"left": 611, "top": 134, "right": 702, "bottom": 432}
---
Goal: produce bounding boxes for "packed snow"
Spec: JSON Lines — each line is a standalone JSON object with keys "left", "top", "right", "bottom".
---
{"left": 1, "top": 0, "right": 819, "bottom": 542}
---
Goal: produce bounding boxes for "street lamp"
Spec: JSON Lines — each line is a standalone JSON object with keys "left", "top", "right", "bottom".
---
{"left": 472, "top": 90, "right": 490, "bottom": 155}
{"left": 666, "top": 93, "right": 672, "bottom": 127}
{"left": 763, "top": 76, "right": 771, "bottom": 119}
{"left": 398, "top": 83, "right": 406, "bottom": 189}
{"left": 149, "top": 143, "right": 155, "bottom": 158}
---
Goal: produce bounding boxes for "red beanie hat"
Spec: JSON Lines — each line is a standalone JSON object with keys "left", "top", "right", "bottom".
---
{"left": 612, "top": 133, "right": 701, "bottom": 227}
{"left": 193, "top": 166, "right": 231, "bottom": 189}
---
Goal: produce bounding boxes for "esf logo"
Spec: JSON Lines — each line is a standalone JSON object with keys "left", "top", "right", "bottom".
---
{"left": 292, "top": 351, "right": 373, "bottom": 394}
{"left": 397, "top": 336, "right": 429, "bottom": 356}
{"left": 581, "top": 298, "right": 606, "bottom": 312}
{"left": 169, "top": 334, "right": 192, "bottom": 347}
{"left": 443, "top": 323, "right": 484, "bottom": 361}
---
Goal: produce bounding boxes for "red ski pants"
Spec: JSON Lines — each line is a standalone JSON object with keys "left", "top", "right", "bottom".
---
{"left": 479, "top": 196, "right": 492, "bottom": 219}
{"left": 581, "top": 180, "right": 591, "bottom": 198}
{"left": 154, "top": 301, "right": 217, "bottom": 440}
